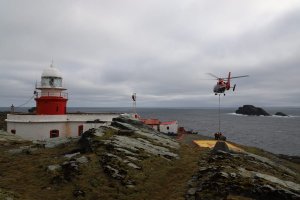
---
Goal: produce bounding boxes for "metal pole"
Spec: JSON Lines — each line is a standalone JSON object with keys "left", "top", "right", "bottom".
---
{"left": 218, "top": 94, "right": 221, "bottom": 133}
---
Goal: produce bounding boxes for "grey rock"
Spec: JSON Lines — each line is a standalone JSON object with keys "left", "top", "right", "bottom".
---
{"left": 218, "top": 172, "right": 229, "bottom": 179}
{"left": 238, "top": 167, "right": 300, "bottom": 191}
{"left": 64, "top": 152, "right": 80, "bottom": 159}
{"left": 230, "top": 172, "right": 237, "bottom": 178}
{"left": 236, "top": 105, "right": 270, "bottom": 116}
{"left": 126, "top": 156, "right": 139, "bottom": 161}
{"left": 127, "top": 162, "right": 141, "bottom": 170}
{"left": 0, "top": 130, "right": 25, "bottom": 141}
{"left": 103, "top": 165, "right": 125, "bottom": 180}
{"left": 246, "top": 152, "right": 297, "bottom": 176}
{"left": 212, "top": 141, "right": 230, "bottom": 153}
{"left": 112, "top": 135, "right": 179, "bottom": 159}
{"left": 47, "top": 164, "right": 62, "bottom": 172}
{"left": 199, "top": 167, "right": 208, "bottom": 172}
{"left": 76, "top": 156, "right": 88, "bottom": 164}
{"left": 35, "top": 137, "right": 77, "bottom": 148}
{"left": 187, "top": 188, "right": 197, "bottom": 196}
{"left": 274, "top": 112, "right": 288, "bottom": 117}
{"left": 7, "top": 146, "right": 37, "bottom": 154}
{"left": 115, "top": 147, "right": 137, "bottom": 156}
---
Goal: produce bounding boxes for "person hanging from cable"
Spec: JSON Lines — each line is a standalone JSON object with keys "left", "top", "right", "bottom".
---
{"left": 132, "top": 93, "right": 136, "bottom": 102}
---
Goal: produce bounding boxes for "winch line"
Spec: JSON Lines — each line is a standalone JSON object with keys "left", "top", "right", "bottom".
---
{"left": 15, "top": 94, "right": 35, "bottom": 108}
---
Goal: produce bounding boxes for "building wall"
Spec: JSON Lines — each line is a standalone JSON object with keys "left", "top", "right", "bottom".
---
{"left": 160, "top": 122, "right": 178, "bottom": 134}
{"left": 6, "top": 113, "right": 120, "bottom": 140}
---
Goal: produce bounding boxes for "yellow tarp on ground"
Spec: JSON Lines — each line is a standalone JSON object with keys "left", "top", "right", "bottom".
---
{"left": 193, "top": 140, "right": 244, "bottom": 153}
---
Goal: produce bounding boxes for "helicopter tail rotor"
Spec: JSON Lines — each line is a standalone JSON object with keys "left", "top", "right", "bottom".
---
{"left": 233, "top": 84, "right": 236, "bottom": 91}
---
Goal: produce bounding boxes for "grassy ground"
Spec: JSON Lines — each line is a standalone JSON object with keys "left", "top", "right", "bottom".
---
{"left": 0, "top": 133, "right": 299, "bottom": 200}
{"left": 0, "top": 138, "right": 202, "bottom": 200}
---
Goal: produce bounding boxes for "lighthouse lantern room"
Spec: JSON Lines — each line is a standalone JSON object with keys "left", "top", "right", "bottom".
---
{"left": 35, "top": 64, "right": 68, "bottom": 115}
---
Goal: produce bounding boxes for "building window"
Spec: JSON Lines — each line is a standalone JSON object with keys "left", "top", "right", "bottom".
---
{"left": 11, "top": 129, "right": 16, "bottom": 134}
{"left": 50, "top": 130, "right": 59, "bottom": 138}
{"left": 167, "top": 126, "right": 169, "bottom": 130}
{"left": 78, "top": 125, "right": 83, "bottom": 136}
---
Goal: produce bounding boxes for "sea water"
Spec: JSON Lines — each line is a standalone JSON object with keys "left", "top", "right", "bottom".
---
{"left": 1, "top": 107, "right": 299, "bottom": 156}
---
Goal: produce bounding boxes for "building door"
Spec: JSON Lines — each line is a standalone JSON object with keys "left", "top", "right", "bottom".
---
{"left": 78, "top": 125, "right": 83, "bottom": 136}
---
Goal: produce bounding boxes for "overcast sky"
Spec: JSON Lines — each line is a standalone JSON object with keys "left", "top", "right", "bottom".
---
{"left": 0, "top": 0, "right": 299, "bottom": 108}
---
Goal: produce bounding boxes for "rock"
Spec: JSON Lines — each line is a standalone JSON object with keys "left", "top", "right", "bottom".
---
{"left": 115, "top": 147, "right": 137, "bottom": 156}
{"left": 236, "top": 105, "right": 270, "bottom": 116}
{"left": 76, "top": 156, "right": 89, "bottom": 164}
{"left": 78, "top": 128, "right": 97, "bottom": 153}
{"left": 0, "top": 129, "right": 25, "bottom": 142}
{"left": 187, "top": 187, "right": 197, "bottom": 196}
{"left": 64, "top": 152, "right": 80, "bottom": 159}
{"left": 35, "top": 137, "right": 76, "bottom": 148}
{"left": 0, "top": 188, "right": 16, "bottom": 200}
{"left": 274, "top": 112, "right": 288, "bottom": 117}
{"left": 127, "top": 162, "right": 141, "bottom": 170}
{"left": 230, "top": 172, "right": 237, "bottom": 178}
{"left": 103, "top": 165, "right": 126, "bottom": 180}
{"left": 214, "top": 171, "right": 229, "bottom": 179}
{"left": 199, "top": 167, "right": 208, "bottom": 172}
{"left": 277, "top": 154, "right": 300, "bottom": 164}
{"left": 73, "top": 189, "right": 85, "bottom": 197}
{"left": 126, "top": 156, "right": 139, "bottom": 161}
{"left": 245, "top": 152, "right": 296, "bottom": 176}
{"left": 212, "top": 141, "right": 230, "bottom": 153}
{"left": 112, "top": 135, "right": 179, "bottom": 159}
{"left": 7, "top": 146, "right": 37, "bottom": 154}
{"left": 47, "top": 164, "right": 62, "bottom": 172}
{"left": 253, "top": 184, "right": 300, "bottom": 199}
{"left": 61, "top": 161, "right": 80, "bottom": 181}
{"left": 238, "top": 167, "right": 300, "bottom": 191}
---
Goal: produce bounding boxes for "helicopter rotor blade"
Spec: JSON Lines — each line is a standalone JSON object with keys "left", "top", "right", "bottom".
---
{"left": 207, "top": 73, "right": 220, "bottom": 79}
{"left": 224, "top": 75, "right": 249, "bottom": 80}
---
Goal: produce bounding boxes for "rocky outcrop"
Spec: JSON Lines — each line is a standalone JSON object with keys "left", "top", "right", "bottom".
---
{"left": 0, "top": 188, "right": 17, "bottom": 200}
{"left": 236, "top": 105, "right": 270, "bottom": 116}
{"left": 78, "top": 115, "right": 179, "bottom": 187}
{"left": 0, "top": 130, "right": 24, "bottom": 142}
{"left": 0, "top": 112, "right": 8, "bottom": 131}
{"left": 275, "top": 112, "right": 289, "bottom": 117}
{"left": 186, "top": 149, "right": 300, "bottom": 200}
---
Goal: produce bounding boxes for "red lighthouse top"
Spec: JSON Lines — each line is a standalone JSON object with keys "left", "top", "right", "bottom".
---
{"left": 35, "top": 64, "right": 68, "bottom": 115}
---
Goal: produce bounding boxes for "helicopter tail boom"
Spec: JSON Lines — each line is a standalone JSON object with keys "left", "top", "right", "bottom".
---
{"left": 226, "top": 72, "right": 231, "bottom": 90}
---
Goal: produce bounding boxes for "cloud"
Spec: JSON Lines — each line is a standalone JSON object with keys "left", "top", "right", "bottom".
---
{"left": 0, "top": 0, "right": 299, "bottom": 107}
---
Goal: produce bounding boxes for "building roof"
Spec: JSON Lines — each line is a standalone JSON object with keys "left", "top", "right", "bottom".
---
{"left": 160, "top": 121, "right": 178, "bottom": 125}
{"left": 42, "top": 64, "right": 62, "bottom": 78}
{"left": 141, "top": 119, "right": 160, "bottom": 125}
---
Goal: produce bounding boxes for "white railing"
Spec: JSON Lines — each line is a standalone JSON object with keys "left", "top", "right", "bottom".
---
{"left": 35, "top": 92, "right": 68, "bottom": 99}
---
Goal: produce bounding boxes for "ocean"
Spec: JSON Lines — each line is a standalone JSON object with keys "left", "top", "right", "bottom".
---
{"left": 1, "top": 107, "right": 299, "bottom": 156}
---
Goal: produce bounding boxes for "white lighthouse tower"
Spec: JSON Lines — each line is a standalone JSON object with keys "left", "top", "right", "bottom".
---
{"left": 35, "top": 64, "right": 68, "bottom": 115}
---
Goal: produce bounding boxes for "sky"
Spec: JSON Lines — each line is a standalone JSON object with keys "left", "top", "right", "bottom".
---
{"left": 0, "top": 0, "right": 299, "bottom": 108}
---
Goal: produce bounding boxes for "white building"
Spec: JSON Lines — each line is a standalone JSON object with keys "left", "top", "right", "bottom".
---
{"left": 6, "top": 64, "right": 121, "bottom": 140}
{"left": 159, "top": 121, "right": 178, "bottom": 134}
{"left": 141, "top": 118, "right": 178, "bottom": 134}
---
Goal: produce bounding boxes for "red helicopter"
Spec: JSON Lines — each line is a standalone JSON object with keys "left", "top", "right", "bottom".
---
{"left": 208, "top": 72, "right": 249, "bottom": 95}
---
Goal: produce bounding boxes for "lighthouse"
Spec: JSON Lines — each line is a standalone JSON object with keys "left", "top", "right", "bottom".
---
{"left": 6, "top": 64, "right": 121, "bottom": 140}
{"left": 35, "top": 64, "right": 68, "bottom": 115}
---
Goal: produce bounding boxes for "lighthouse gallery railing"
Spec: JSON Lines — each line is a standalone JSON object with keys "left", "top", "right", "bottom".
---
{"left": 35, "top": 92, "right": 68, "bottom": 99}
